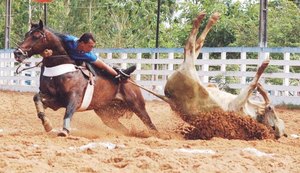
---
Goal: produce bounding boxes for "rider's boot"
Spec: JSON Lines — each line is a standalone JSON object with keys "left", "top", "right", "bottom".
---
{"left": 118, "top": 65, "right": 137, "bottom": 77}
{"left": 114, "top": 65, "right": 137, "bottom": 100}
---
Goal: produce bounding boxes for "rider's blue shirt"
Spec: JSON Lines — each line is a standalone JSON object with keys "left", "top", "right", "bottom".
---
{"left": 61, "top": 35, "right": 97, "bottom": 62}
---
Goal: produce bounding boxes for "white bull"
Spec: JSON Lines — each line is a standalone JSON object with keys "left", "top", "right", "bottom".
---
{"left": 138, "top": 11, "right": 286, "bottom": 139}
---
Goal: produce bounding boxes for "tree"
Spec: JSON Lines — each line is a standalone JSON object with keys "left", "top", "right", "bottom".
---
{"left": 0, "top": 0, "right": 299, "bottom": 49}
{"left": 0, "top": 0, "right": 5, "bottom": 48}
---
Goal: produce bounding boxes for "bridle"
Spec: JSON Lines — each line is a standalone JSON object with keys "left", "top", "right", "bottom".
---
{"left": 15, "top": 27, "right": 72, "bottom": 74}
{"left": 16, "top": 27, "right": 47, "bottom": 58}
{"left": 15, "top": 27, "right": 46, "bottom": 74}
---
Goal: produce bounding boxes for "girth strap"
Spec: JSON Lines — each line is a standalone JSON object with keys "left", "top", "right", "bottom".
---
{"left": 77, "top": 81, "right": 94, "bottom": 111}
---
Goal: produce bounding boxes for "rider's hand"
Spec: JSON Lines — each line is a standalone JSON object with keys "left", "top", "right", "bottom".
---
{"left": 40, "top": 49, "right": 53, "bottom": 57}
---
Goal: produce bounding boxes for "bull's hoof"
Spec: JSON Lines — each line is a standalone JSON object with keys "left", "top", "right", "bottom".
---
{"left": 211, "top": 12, "right": 221, "bottom": 22}
{"left": 43, "top": 117, "right": 53, "bottom": 132}
{"left": 57, "top": 129, "right": 69, "bottom": 137}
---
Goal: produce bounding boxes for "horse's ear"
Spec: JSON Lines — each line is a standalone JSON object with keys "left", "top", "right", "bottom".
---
{"left": 30, "top": 19, "right": 34, "bottom": 28}
{"left": 39, "top": 19, "right": 44, "bottom": 29}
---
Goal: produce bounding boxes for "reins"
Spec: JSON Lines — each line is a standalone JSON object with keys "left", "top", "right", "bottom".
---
{"left": 16, "top": 61, "right": 43, "bottom": 74}
{"left": 15, "top": 55, "right": 70, "bottom": 74}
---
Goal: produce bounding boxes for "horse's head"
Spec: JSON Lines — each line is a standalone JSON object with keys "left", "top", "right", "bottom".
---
{"left": 14, "top": 20, "right": 53, "bottom": 63}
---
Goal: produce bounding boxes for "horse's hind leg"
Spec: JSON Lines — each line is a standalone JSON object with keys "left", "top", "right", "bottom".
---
{"left": 33, "top": 93, "right": 53, "bottom": 132}
{"left": 130, "top": 101, "right": 157, "bottom": 131}
{"left": 94, "top": 109, "right": 130, "bottom": 134}
{"left": 122, "top": 85, "right": 157, "bottom": 131}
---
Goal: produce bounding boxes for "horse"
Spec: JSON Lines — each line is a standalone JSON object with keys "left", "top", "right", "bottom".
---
{"left": 14, "top": 20, "right": 157, "bottom": 137}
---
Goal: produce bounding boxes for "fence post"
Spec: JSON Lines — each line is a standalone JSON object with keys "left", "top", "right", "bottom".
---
{"left": 284, "top": 52, "right": 290, "bottom": 96}
{"left": 10, "top": 52, "right": 14, "bottom": 85}
{"left": 202, "top": 52, "right": 209, "bottom": 83}
{"left": 0, "top": 53, "right": 4, "bottom": 85}
{"left": 151, "top": 53, "right": 157, "bottom": 88}
{"left": 120, "top": 53, "right": 127, "bottom": 69}
{"left": 167, "top": 52, "right": 174, "bottom": 79}
{"left": 20, "top": 63, "right": 26, "bottom": 86}
{"left": 106, "top": 53, "right": 112, "bottom": 60}
{"left": 136, "top": 53, "right": 142, "bottom": 81}
{"left": 240, "top": 52, "right": 247, "bottom": 84}
{"left": 220, "top": 52, "right": 226, "bottom": 84}
{"left": 30, "top": 61, "right": 36, "bottom": 86}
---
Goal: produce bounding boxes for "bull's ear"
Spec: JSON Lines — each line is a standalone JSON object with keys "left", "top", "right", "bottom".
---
{"left": 39, "top": 19, "right": 44, "bottom": 29}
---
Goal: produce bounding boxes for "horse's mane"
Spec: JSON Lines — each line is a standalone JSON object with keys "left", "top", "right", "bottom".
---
{"left": 46, "top": 28, "right": 67, "bottom": 44}
{"left": 44, "top": 27, "right": 73, "bottom": 54}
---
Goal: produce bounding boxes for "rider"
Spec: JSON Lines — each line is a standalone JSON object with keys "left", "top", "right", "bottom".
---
{"left": 43, "top": 32, "right": 134, "bottom": 80}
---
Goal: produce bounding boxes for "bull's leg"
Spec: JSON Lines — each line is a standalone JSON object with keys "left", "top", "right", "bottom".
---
{"left": 184, "top": 11, "right": 206, "bottom": 65}
{"left": 256, "top": 82, "right": 270, "bottom": 105}
{"left": 195, "top": 12, "right": 220, "bottom": 56}
{"left": 165, "top": 12, "right": 221, "bottom": 114}
{"left": 33, "top": 93, "right": 53, "bottom": 132}
{"left": 228, "top": 59, "right": 270, "bottom": 111}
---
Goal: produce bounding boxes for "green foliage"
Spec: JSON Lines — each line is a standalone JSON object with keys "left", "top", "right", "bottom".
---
{"left": 268, "top": 0, "right": 300, "bottom": 47}
{"left": 0, "top": 0, "right": 5, "bottom": 48}
{"left": 1, "top": 0, "right": 299, "bottom": 48}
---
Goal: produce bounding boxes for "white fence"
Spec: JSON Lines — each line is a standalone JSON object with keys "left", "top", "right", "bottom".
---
{"left": 1, "top": 47, "right": 300, "bottom": 105}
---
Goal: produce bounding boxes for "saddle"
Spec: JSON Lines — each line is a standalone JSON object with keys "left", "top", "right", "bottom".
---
{"left": 75, "top": 62, "right": 95, "bottom": 85}
{"left": 76, "top": 60, "right": 136, "bottom": 82}
{"left": 76, "top": 61, "right": 137, "bottom": 102}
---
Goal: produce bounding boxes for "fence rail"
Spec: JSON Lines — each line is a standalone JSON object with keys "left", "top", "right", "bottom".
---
{"left": 0, "top": 47, "right": 299, "bottom": 105}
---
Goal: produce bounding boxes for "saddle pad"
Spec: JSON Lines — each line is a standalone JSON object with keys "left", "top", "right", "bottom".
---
{"left": 43, "top": 64, "right": 77, "bottom": 77}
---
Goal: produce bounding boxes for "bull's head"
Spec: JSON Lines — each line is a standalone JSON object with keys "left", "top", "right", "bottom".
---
{"left": 258, "top": 105, "right": 286, "bottom": 138}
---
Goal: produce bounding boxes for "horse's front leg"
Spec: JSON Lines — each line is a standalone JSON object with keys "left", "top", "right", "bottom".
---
{"left": 33, "top": 93, "right": 53, "bottom": 132}
{"left": 58, "top": 94, "right": 80, "bottom": 137}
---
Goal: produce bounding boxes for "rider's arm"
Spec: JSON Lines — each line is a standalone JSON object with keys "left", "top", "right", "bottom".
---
{"left": 93, "top": 59, "right": 118, "bottom": 76}
{"left": 83, "top": 52, "right": 97, "bottom": 62}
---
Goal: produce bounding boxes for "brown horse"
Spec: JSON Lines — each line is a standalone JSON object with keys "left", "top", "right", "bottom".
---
{"left": 14, "top": 20, "right": 157, "bottom": 136}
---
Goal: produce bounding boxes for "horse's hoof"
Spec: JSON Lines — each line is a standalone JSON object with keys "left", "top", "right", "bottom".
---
{"left": 43, "top": 117, "right": 53, "bottom": 132}
{"left": 57, "top": 129, "right": 69, "bottom": 137}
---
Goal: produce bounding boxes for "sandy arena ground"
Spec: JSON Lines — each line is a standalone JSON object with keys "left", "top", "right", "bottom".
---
{"left": 0, "top": 90, "right": 299, "bottom": 173}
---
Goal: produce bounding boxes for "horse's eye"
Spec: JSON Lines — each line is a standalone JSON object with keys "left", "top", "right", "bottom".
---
{"left": 32, "top": 33, "right": 43, "bottom": 40}
{"left": 32, "top": 35, "right": 39, "bottom": 40}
